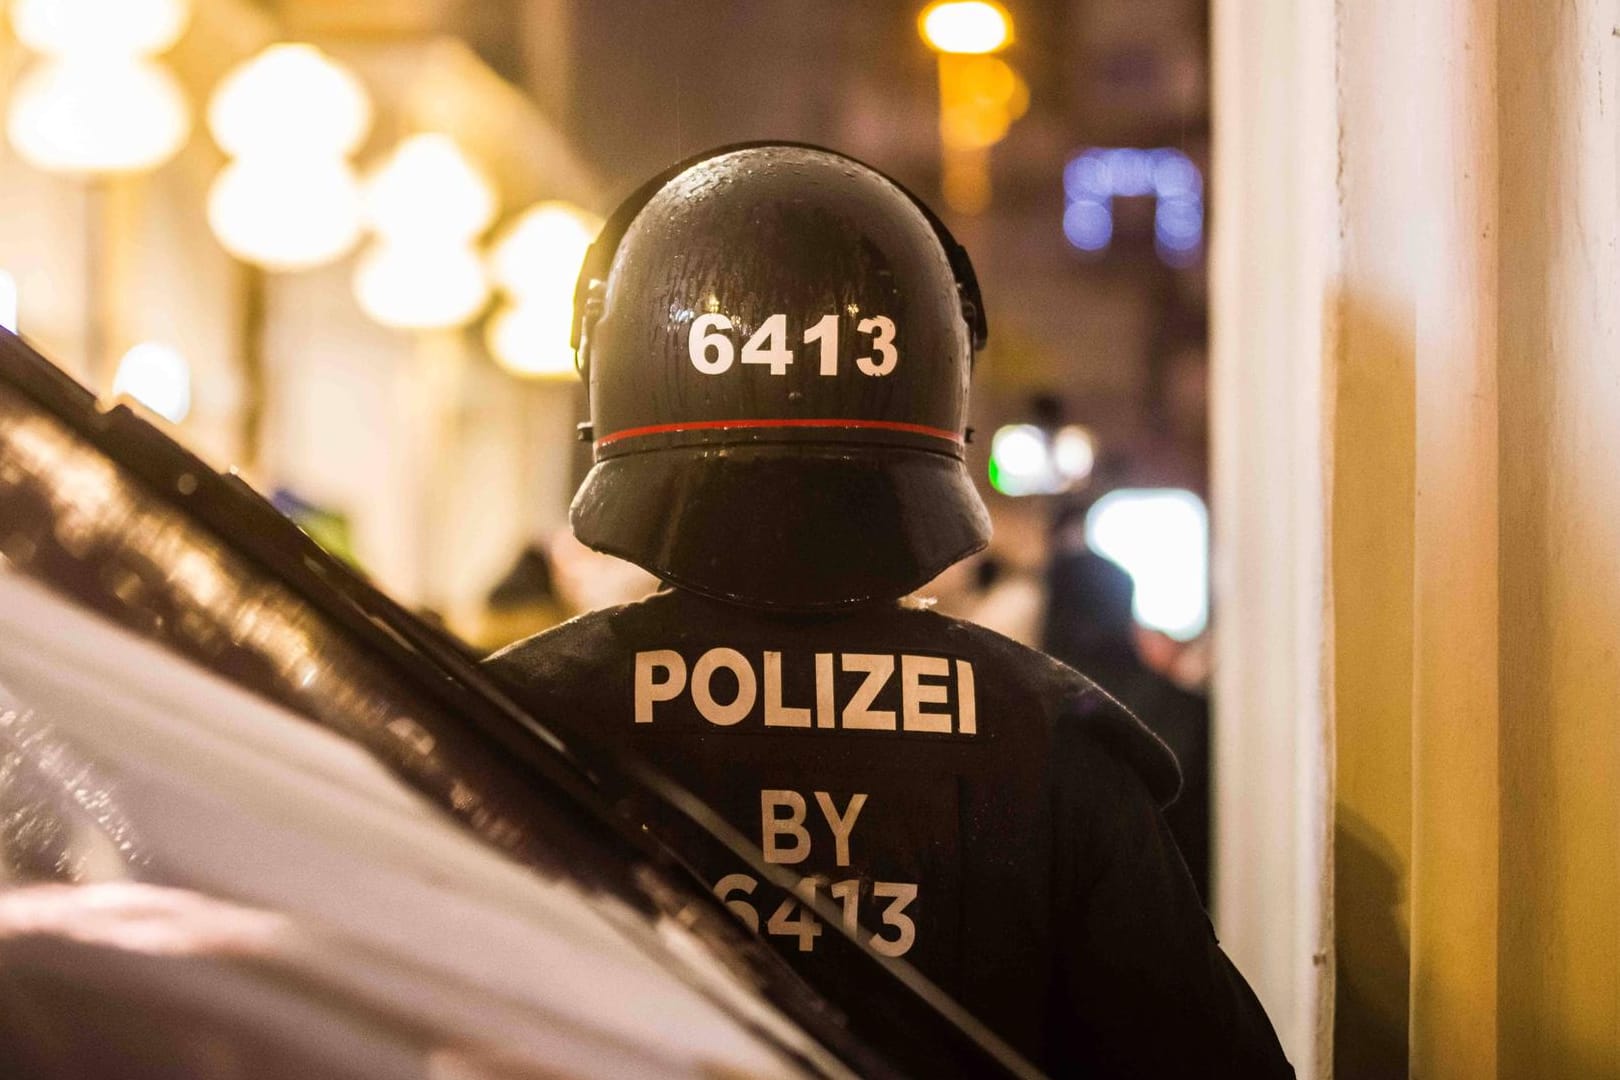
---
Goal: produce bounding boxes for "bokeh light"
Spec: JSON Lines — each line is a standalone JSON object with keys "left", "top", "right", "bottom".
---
{"left": 112, "top": 342, "right": 191, "bottom": 423}
{"left": 1062, "top": 147, "right": 1204, "bottom": 262}
{"left": 988, "top": 423, "right": 1054, "bottom": 496}
{"left": 485, "top": 300, "right": 577, "bottom": 379}
{"left": 7, "top": 57, "right": 191, "bottom": 174}
{"left": 1052, "top": 424, "right": 1096, "bottom": 484}
{"left": 364, "top": 134, "right": 498, "bottom": 242}
{"left": 488, "top": 201, "right": 601, "bottom": 303}
{"left": 919, "top": 1, "right": 1012, "bottom": 55}
{"left": 1085, "top": 488, "right": 1209, "bottom": 640}
{"left": 0, "top": 272, "right": 17, "bottom": 333}
{"left": 207, "top": 158, "right": 365, "bottom": 272}
{"left": 1062, "top": 198, "right": 1112, "bottom": 252}
{"left": 11, "top": 0, "right": 191, "bottom": 58}
{"left": 353, "top": 240, "right": 490, "bottom": 331}
{"left": 207, "top": 43, "right": 372, "bottom": 161}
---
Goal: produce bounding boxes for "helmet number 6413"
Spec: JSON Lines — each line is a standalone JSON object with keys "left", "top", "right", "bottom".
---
{"left": 688, "top": 313, "right": 897, "bottom": 377}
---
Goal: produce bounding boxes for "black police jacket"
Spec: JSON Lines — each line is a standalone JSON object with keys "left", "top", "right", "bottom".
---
{"left": 486, "top": 587, "right": 1292, "bottom": 1078}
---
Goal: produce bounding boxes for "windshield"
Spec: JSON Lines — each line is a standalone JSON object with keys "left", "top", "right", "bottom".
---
{"left": 0, "top": 329, "right": 1036, "bottom": 1079}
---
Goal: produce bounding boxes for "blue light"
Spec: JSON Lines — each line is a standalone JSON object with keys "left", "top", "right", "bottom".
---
{"left": 1063, "top": 197, "right": 1113, "bottom": 252}
{"left": 1153, "top": 196, "right": 1205, "bottom": 244}
{"left": 1063, "top": 147, "right": 1205, "bottom": 265}
{"left": 1150, "top": 148, "right": 1201, "bottom": 198}
{"left": 1104, "top": 147, "right": 1156, "bottom": 196}
{"left": 1155, "top": 195, "right": 1203, "bottom": 267}
{"left": 1063, "top": 150, "right": 1111, "bottom": 200}
{"left": 1154, "top": 195, "right": 1203, "bottom": 248}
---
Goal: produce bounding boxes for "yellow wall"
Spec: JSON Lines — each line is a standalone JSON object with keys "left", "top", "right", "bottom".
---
{"left": 1493, "top": 3, "right": 1620, "bottom": 1073}
{"left": 1216, "top": 1, "right": 1620, "bottom": 1075}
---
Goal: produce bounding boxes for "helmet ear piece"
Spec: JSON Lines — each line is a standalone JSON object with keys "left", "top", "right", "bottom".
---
{"left": 573, "top": 278, "right": 606, "bottom": 381}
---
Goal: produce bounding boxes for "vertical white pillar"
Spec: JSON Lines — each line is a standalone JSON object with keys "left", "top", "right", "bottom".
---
{"left": 1209, "top": 1, "right": 1337, "bottom": 1074}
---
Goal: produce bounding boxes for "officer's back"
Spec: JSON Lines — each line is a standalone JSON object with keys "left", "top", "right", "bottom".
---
{"left": 485, "top": 143, "right": 1292, "bottom": 1078}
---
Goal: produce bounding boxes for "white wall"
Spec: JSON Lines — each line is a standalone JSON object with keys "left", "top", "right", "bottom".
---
{"left": 1209, "top": 1, "right": 1337, "bottom": 1074}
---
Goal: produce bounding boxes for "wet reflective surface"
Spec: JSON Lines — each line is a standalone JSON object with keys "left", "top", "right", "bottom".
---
{"left": 0, "top": 332, "right": 1040, "bottom": 1078}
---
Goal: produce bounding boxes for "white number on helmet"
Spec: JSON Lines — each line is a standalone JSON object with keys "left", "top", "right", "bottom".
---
{"left": 688, "top": 313, "right": 736, "bottom": 373}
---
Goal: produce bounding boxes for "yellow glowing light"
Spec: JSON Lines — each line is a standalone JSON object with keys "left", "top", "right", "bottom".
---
{"left": 364, "top": 133, "right": 497, "bottom": 242}
{"left": 919, "top": 1, "right": 1012, "bottom": 55}
{"left": 485, "top": 299, "right": 577, "bottom": 379}
{"left": 207, "top": 158, "right": 363, "bottom": 271}
{"left": 11, "top": 0, "right": 191, "bottom": 58}
{"left": 352, "top": 239, "right": 490, "bottom": 331}
{"left": 0, "top": 271, "right": 16, "bottom": 333}
{"left": 7, "top": 57, "right": 191, "bottom": 175}
{"left": 488, "top": 201, "right": 601, "bottom": 303}
{"left": 112, "top": 342, "right": 191, "bottom": 423}
{"left": 939, "top": 54, "right": 1028, "bottom": 149}
{"left": 207, "top": 44, "right": 372, "bottom": 161}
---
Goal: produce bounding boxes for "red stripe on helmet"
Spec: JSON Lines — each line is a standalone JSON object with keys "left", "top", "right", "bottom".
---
{"left": 596, "top": 417, "right": 964, "bottom": 448}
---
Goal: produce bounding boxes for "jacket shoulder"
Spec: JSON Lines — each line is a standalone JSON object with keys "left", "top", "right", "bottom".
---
{"left": 910, "top": 607, "right": 1182, "bottom": 805}
{"left": 483, "top": 602, "right": 631, "bottom": 686}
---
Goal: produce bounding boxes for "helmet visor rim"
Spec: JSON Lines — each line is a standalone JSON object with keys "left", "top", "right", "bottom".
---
{"left": 570, "top": 444, "right": 990, "bottom": 611}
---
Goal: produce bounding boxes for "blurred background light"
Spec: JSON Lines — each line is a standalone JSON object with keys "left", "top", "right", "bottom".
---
{"left": 919, "top": 1, "right": 1012, "bottom": 55}
{"left": 1104, "top": 147, "right": 1155, "bottom": 196}
{"left": 1154, "top": 195, "right": 1205, "bottom": 265}
{"left": 207, "top": 43, "right": 372, "bottom": 161}
{"left": 485, "top": 201, "right": 601, "bottom": 378}
{"left": 112, "top": 341, "right": 191, "bottom": 422}
{"left": 485, "top": 300, "right": 576, "bottom": 379}
{"left": 364, "top": 134, "right": 498, "bottom": 242}
{"left": 1151, "top": 147, "right": 1202, "bottom": 197}
{"left": 0, "top": 272, "right": 17, "bottom": 333}
{"left": 1062, "top": 147, "right": 1204, "bottom": 264}
{"left": 11, "top": 0, "right": 190, "bottom": 58}
{"left": 1062, "top": 197, "right": 1112, "bottom": 252}
{"left": 939, "top": 55, "right": 1027, "bottom": 151}
{"left": 7, "top": 57, "right": 191, "bottom": 174}
{"left": 488, "top": 201, "right": 601, "bottom": 302}
{"left": 1052, "top": 424, "right": 1096, "bottom": 484}
{"left": 988, "top": 423, "right": 1054, "bottom": 496}
{"left": 1062, "top": 150, "right": 1111, "bottom": 200}
{"left": 1084, "top": 488, "right": 1209, "bottom": 640}
{"left": 353, "top": 239, "right": 490, "bottom": 331}
{"left": 207, "top": 157, "right": 364, "bottom": 271}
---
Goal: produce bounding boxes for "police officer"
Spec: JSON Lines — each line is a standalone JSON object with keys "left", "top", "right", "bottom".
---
{"left": 486, "top": 143, "right": 1292, "bottom": 1078}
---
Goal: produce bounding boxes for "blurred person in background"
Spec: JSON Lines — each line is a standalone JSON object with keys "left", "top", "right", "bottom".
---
{"left": 1041, "top": 513, "right": 1211, "bottom": 902}
{"left": 937, "top": 494, "right": 1052, "bottom": 647}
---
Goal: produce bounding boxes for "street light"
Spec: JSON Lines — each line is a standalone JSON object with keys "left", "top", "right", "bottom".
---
{"left": 484, "top": 300, "right": 575, "bottom": 379}
{"left": 0, "top": 272, "right": 18, "bottom": 333}
{"left": 484, "top": 200, "right": 601, "bottom": 378}
{"left": 353, "top": 239, "right": 489, "bottom": 332}
{"left": 207, "top": 157, "right": 364, "bottom": 272}
{"left": 7, "top": 56, "right": 190, "bottom": 174}
{"left": 918, "top": 2, "right": 1022, "bottom": 214}
{"left": 487, "top": 201, "right": 600, "bottom": 302}
{"left": 10, "top": 0, "right": 191, "bottom": 58}
{"left": 362, "top": 133, "right": 498, "bottom": 242}
{"left": 919, "top": 1, "right": 1012, "bottom": 55}
{"left": 4, "top": 0, "right": 195, "bottom": 393}
{"left": 204, "top": 43, "right": 372, "bottom": 272}
{"left": 112, "top": 341, "right": 191, "bottom": 423}
{"left": 351, "top": 134, "right": 497, "bottom": 331}
{"left": 207, "top": 43, "right": 372, "bottom": 160}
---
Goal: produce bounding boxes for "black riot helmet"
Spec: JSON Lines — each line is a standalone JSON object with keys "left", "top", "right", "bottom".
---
{"left": 570, "top": 142, "right": 991, "bottom": 611}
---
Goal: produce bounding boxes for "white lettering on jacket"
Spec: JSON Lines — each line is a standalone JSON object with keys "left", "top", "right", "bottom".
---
{"left": 633, "top": 648, "right": 977, "bottom": 735}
